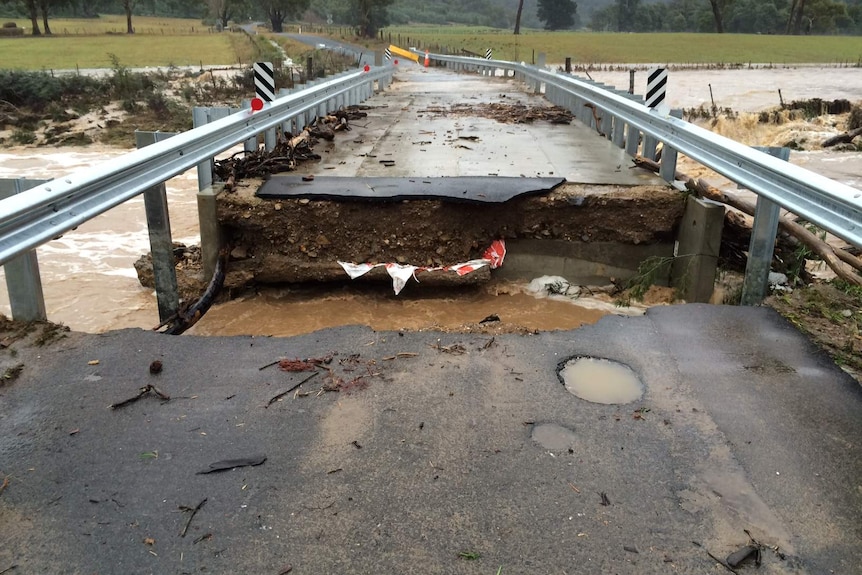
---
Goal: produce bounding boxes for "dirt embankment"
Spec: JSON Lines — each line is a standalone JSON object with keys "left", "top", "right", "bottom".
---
{"left": 213, "top": 182, "right": 684, "bottom": 285}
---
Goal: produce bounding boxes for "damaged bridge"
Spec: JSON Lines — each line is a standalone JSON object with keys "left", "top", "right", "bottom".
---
{"left": 1, "top": 52, "right": 861, "bottom": 575}
{"left": 153, "top": 65, "right": 698, "bottom": 312}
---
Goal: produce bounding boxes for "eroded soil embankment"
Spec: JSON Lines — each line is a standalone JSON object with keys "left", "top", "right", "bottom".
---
{"left": 212, "top": 182, "right": 684, "bottom": 286}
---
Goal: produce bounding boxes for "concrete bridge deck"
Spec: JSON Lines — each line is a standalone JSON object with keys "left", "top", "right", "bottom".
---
{"left": 295, "top": 65, "right": 662, "bottom": 183}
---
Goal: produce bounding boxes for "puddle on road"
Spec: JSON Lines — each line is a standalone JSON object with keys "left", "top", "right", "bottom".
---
{"left": 531, "top": 423, "right": 577, "bottom": 451}
{"left": 558, "top": 357, "right": 644, "bottom": 404}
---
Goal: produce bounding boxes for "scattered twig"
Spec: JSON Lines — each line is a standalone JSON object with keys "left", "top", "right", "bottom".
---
{"left": 196, "top": 455, "right": 267, "bottom": 475}
{"left": 430, "top": 341, "right": 466, "bottom": 355}
{"left": 0, "top": 565, "right": 18, "bottom": 575}
{"left": 302, "top": 501, "right": 334, "bottom": 511}
{"left": 179, "top": 498, "right": 207, "bottom": 537}
{"left": 193, "top": 533, "right": 212, "bottom": 544}
{"left": 110, "top": 384, "right": 170, "bottom": 410}
{"left": 265, "top": 372, "right": 320, "bottom": 408}
{"left": 382, "top": 352, "right": 419, "bottom": 360}
{"left": 692, "top": 541, "right": 739, "bottom": 575}
{"left": 567, "top": 482, "right": 580, "bottom": 494}
{"left": 258, "top": 360, "right": 281, "bottom": 371}
{"left": 0, "top": 475, "right": 9, "bottom": 497}
{"left": 600, "top": 492, "right": 611, "bottom": 506}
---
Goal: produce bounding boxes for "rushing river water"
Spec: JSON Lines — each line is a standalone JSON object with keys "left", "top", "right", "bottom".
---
{"left": 0, "top": 67, "right": 860, "bottom": 335}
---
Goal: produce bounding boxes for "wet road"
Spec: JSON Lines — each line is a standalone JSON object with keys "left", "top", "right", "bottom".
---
{"left": 1, "top": 304, "right": 859, "bottom": 574}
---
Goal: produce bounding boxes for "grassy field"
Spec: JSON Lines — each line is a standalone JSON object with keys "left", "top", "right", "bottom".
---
{"left": 0, "top": 15, "right": 247, "bottom": 69}
{"left": 0, "top": 34, "right": 239, "bottom": 69}
{"left": 382, "top": 27, "right": 862, "bottom": 65}
{"left": 2, "top": 14, "right": 213, "bottom": 35}
{"left": 3, "top": 15, "right": 862, "bottom": 69}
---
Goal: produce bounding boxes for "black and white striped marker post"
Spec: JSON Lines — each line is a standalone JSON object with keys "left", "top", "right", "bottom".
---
{"left": 384, "top": 48, "right": 391, "bottom": 60}
{"left": 253, "top": 61, "right": 276, "bottom": 103}
{"left": 484, "top": 48, "right": 492, "bottom": 60}
{"left": 643, "top": 67, "right": 668, "bottom": 160}
{"left": 645, "top": 67, "right": 668, "bottom": 112}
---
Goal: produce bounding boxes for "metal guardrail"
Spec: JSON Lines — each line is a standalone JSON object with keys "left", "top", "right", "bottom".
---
{"left": 422, "top": 52, "right": 862, "bottom": 249}
{"left": 0, "top": 65, "right": 393, "bottom": 267}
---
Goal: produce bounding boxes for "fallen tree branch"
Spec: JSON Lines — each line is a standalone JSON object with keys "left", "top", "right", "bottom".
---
{"left": 822, "top": 127, "right": 862, "bottom": 148}
{"left": 110, "top": 384, "right": 171, "bottom": 409}
{"left": 632, "top": 155, "right": 862, "bottom": 286}
{"left": 157, "top": 248, "right": 229, "bottom": 335}
{"left": 179, "top": 498, "right": 207, "bottom": 537}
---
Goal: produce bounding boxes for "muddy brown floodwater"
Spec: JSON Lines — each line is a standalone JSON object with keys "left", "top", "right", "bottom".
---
{"left": 0, "top": 67, "right": 860, "bottom": 336}
{"left": 187, "top": 283, "right": 611, "bottom": 336}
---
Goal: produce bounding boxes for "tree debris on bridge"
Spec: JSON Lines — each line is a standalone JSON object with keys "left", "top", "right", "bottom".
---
{"left": 633, "top": 155, "right": 862, "bottom": 287}
{"left": 418, "top": 102, "right": 573, "bottom": 124}
{"left": 213, "top": 107, "right": 369, "bottom": 190}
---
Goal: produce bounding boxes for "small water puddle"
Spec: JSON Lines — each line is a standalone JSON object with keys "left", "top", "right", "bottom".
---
{"left": 558, "top": 356, "right": 644, "bottom": 404}
{"left": 531, "top": 423, "right": 577, "bottom": 451}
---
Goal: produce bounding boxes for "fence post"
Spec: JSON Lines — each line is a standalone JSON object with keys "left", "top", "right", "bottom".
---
{"left": 135, "top": 131, "right": 180, "bottom": 324}
{"left": 0, "top": 179, "right": 48, "bottom": 322}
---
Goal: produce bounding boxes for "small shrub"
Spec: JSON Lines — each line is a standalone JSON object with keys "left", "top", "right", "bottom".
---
{"left": 848, "top": 104, "right": 862, "bottom": 131}
{"left": 146, "top": 92, "right": 170, "bottom": 114}
{"left": 11, "top": 129, "right": 37, "bottom": 145}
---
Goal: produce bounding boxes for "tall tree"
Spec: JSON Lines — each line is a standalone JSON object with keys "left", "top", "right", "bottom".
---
{"left": 23, "top": 0, "right": 42, "bottom": 35}
{"left": 789, "top": 0, "right": 808, "bottom": 33}
{"left": 707, "top": 0, "right": 733, "bottom": 33}
{"left": 123, "top": 0, "right": 136, "bottom": 33}
{"left": 616, "top": 0, "right": 640, "bottom": 32}
{"left": 353, "top": 0, "right": 392, "bottom": 38}
{"left": 513, "top": 0, "right": 525, "bottom": 34}
{"left": 208, "top": 0, "right": 244, "bottom": 25}
{"left": 537, "top": 0, "right": 577, "bottom": 30}
{"left": 38, "top": 0, "right": 53, "bottom": 35}
{"left": 261, "top": 0, "right": 309, "bottom": 33}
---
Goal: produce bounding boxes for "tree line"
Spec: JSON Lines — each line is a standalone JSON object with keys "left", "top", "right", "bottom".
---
{"left": 1, "top": 0, "right": 861, "bottom": 38}
{"left": 590, "top": 0, "right": 862, "bottom": 35}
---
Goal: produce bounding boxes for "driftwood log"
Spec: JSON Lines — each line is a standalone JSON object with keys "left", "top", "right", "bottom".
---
{"left": 822, "top": 127, "right": 862, "bottom": 148}
{"left": 156, "top": 248, "right": 229, "bottom": 335}
{"left": 633, "top": 155, "right": 862, "bottom": 287}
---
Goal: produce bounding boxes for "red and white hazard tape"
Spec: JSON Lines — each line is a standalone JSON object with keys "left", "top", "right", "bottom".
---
{"left": 338, "top": 239, "right": 506, "bottom": 294}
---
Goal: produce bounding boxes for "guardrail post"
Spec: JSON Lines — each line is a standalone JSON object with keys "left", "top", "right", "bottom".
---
{"left": 278, "top": 88, "right": 293, "bottom": 134}
{"left": 672, "top": 196, "right": 725, "bottom": 303}
{"left": 611, "top": 107, "right": 626, "bottom": 148}
{"left": 238, "top": 101, "right": 258, "bottom": 152}
{"left": 198, "top": 184, "right": 225, "bottom": 279}
{"left": 192, "top": 107, "right": 213, "bottom": 190}
{"left": 195, "top": 106, "right": 246, "bottom": 185}
{"left": 135, "top": 131, "right": 180, "bottom": 323}
{"left": 740, "top": 147, "right": 791, "bottom": 305}
{"left": 0, "top": 179, "right": 48, "bottom": 322}
{"left": 740, "top": 197, "right": 781, "bottom": 306}
{"left": 659, "top": 109, "right": 684, "bottom": 182}
{"left": 625, "top": 94, "right": 641, "bottom": 156}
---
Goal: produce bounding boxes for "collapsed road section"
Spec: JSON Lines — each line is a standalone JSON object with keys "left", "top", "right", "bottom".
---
{"left": 137, "top": 67, "right": 690, "bottom": 313}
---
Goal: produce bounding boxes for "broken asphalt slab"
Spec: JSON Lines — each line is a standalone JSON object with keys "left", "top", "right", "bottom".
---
{"left": 256, "top": 176, "right": 567, "bottom": 203}
{"left": 0, "top": 304, "right": 859, "bottom": 574}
